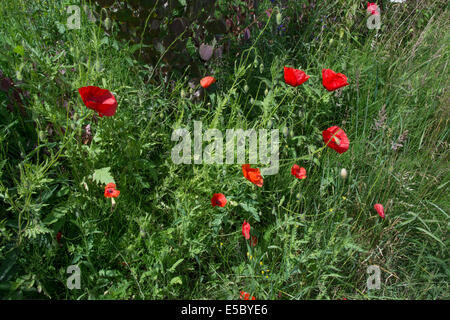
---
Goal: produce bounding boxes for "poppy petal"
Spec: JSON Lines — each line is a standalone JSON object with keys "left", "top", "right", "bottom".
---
{"left": 200, "top": 76, "right": 216, "bottom": 89}
{"left": 322, "top": 126, "right": 350, "bottom": 154}
{"left": 284, "top": 67, "right": 310, "bottom": 87}
{"left": 374, "top": 203, "right": 385, "bottom": 219}
{"left": 211, "top": 193, "right": 227, "bottom": 207}
{"left": 322, "top": 69, "right": 349, "bottom": 91}
{"left": 78, "top": 86, "right": 118, "bottom": 117}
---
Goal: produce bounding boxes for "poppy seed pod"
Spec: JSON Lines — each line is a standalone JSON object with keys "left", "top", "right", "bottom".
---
{"left": 340, "top": 168, "right": 348, "bottom": 179}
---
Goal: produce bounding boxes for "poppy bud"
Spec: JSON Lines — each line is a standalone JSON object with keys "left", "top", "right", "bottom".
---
{"left": 282, "top": 127, "right": 289, "bottom": 137}
{"left": 250, "top": 98, "right": 254, "bottom": 104}
{"left": 276, "top": 13, "right": 282, "bottom": 25}
{"left": 104, "top": 17, "right": 111, "bottom": 30}
{"left": 259, "top": 63, "right": 264, "bottom": 73}
{"left": 244, "top": 84, "right": 249, "bottom": 93}
{"left": 180, "top": 89, "right": 186, "bottom": 98}
{"left": 340, "top": 168, "right": 348, "bottom": 179}
{"left": 264, "top": 88, "right": 269, "bottom": 96}
{"left": 267, "top": 119, "right": 273, "bottom": 128}
{"left": 253, "top": 58, "right": 259, "bottom": 68}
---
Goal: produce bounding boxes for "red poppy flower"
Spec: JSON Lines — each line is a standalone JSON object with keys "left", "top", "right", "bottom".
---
{"left": 251, "top": 235, "right": 258, "bottom": 247}
{"left": 56, "top": 231, "right": 62, "bottom": 244}
{"left": 104, "top": 183, "right": 120, "bottom": 198}
{"left": 284, "top": 67, "right": 310, "bottom": 87}
{"left": 242, "top": 220, "right": 251, "bottom": 240}
{"left": 291, "top": 164, "right": 307, "bottom": 179}
{"left": 211, "top": 193, "right": 227, "bottom": 207}
{"left": 242, "top": 164, "right": 263, "bottom": 187}
{"left": 240, "top": 291, "right": 256, "bottom": 300}
{"left": 200, "top": 76, "right": 216, "bottom": 89}
{"left": 322, "top": 126, "right": 350, "bottom": 154}
{"left": 78, "top": 86, "right": 118, "bottom": 117}
{"left": 322, "top": 69, "right": 349, "bottom": 91}
{"left": 374, "top": 203, "right": 385, "bottom": 219}
{"left": 367, "top": 2, "right": 380, "bottom": 15}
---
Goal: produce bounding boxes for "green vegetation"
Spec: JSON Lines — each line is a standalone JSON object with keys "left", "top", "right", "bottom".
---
{"left": 0, "top": 0, "right": 448, "bottom": 299}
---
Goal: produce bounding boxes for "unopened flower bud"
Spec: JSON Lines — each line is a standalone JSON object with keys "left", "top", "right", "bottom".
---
{"left": 276, "top": 13, "right": 282, "bottom": 25}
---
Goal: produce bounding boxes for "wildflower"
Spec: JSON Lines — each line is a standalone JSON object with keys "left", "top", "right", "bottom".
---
{"left": 284, "top": 67, "right": 310, "bottom": 87}
{"left": 104, "top": 183, "right": 120, "bottom": 198}
{"left": 322, "top": 126, "right": 350, "bottom": 154}
{"left": 240, "top": 291, "right": 256, "bottom": 300}
{"left": 200, "top": 76, "right": 216, "bottom": 89}
{"left": 291, "top": 164, "right": 307, "bottom": 179}
{"left": 242, "top": 220, "right": 251, "bottom": 240}
{"left": 220, "top": 242, "right": 223, "bottom": 247}
{"left": 322, "top": 69, "right": 349, "bottom": 91}
{"left": 82, "top": 124, "right": 93, "bottom": 145}
{"left": 78, "top": 86, "right": 118, "bottom": 117}
{"left": 260, "top": 261, "right": 263, "bottom": 266}
{"left": 340, "top": 168, "right": 348, "bottom": 179}
{"left": 374, "top": 203, "right": 385, "bottom": 219}
{"left": 342, "top": 196, "right": 347, "bottom": 200}
{"left": 367, "top": 3, "right": 380, "bottom": 15}
{"left": 329, "top": 208, "right": 334, "bottom": 212}
{"left": 211, "top": 193, "right": 227, "bottom": 207}
{"left": 261, "top": 270, "right": 264, "bottom": 274}
{"left": 242, "top": 164, "right": 263, "bottom": 187}
{"left": 251, "top": 235, "right": 258, "bottom": 247}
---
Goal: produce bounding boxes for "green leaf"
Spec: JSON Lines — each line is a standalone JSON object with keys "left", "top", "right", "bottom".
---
{"left": 170, "top": 276, "right": 183, "bottom": 285}
{"left": 13, "top": 45, "right": 24, "bottom": 56}
{"left": 91, "top": 167, "right": 115, "bottom": 185}
{"left": 239, "top": 202, "right": 260, "bottom": 222}
{"left": 169, "top": 258, "right": 184, "bottom": 273}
